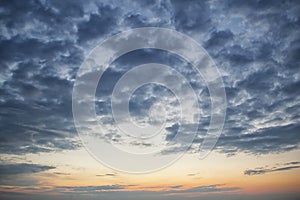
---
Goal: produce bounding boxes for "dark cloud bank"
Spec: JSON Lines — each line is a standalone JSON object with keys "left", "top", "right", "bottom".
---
{"left": 0, "top": 3, "right": 300, "bottom": 198}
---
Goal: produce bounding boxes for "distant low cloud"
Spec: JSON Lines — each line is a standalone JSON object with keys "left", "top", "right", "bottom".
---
{"left": 165, "top": 184, "right": 240, "bottom": 194}
{"left": 0, "top": 163, "right": 55, "bottom": 186}
{"left": 55, "top": 183, "right": 241, "bottom": 194}
{"left": 57, "top": 185, "right": 126, "bottom": 193}
{"left": 1, "top": 183, "right": 240, "bottom": 196}
{"left": 244, "top": 161, "right": 300, "bottom": 176}
{"left": 0, "top": 163, "right": 55, "bottom": 176}
{"left": 96, "top": 173, "right": 116, "bottom": 177}
{"left": 170, "top": 185, "right": 183, "bottom": 189}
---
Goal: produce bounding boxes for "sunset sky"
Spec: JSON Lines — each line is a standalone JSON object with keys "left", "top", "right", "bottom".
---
{"left": 0, "top": 0, "right": 300, "bottom": 200}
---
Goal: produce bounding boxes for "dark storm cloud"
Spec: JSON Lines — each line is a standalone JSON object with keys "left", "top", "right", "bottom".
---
{"left": 244, "top": 161, "right": 300, "bottom": 176}
{"left": 0, "top": 0, "right": 300, "bottom": 158}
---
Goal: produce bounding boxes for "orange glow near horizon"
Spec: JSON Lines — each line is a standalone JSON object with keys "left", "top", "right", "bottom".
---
{"left": 2, "top": 149, "right": 295, "bottom": 197}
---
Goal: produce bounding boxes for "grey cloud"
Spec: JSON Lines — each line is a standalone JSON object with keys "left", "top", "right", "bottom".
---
{"left": 123, "top": 13, "right": 166, "bottom": 28}
{"left": 0, "top": 0, "right": 300, "bottom": 159}
{"left": 57, "top": 185, "right": 126, "bottom": 192}
{"left": 170, "top": 185, "right": 182, "bottom": 189}
{"left": 0, "top": 163, "right": 55, "bottom": 186}
{"left": 34, "top": 183, "right": 240, "bottom": 195}
{"left": 0, "top": 183, "right": 242, "bottom": 200}
{"left": 96, "top": 173, "right": 116, "bottom": 177}
{"left": 54, "top": 172, "right": 71, "bottom": 176}
{"left": 199, "top": 0, "right": 300, "bottom": 156}
{"left": 217, "top": 124, "right": 300, "bottom": 155}
{"left": 0, "top": 163, "right": 55, "bottom": 176}
{"left": 1, "top": 191, "right": 299, "bottom": 200}
{"left": 244, "top": 161, "right": 300, "bottom": 176}
{"left": 0, "top": 0, "right": 85, "bottom": 155}
{"left": 244, "top": 169, "right": 266, "bottom": 175}
{"left": 77, "top": 5, "right": 119, "bottom": 43}
{"left": 204, "top": 30, "right": 234, "bottom": 49}
{"left": 245, "top": 166, "right": 300, "bottom": 176}
{"left": 165, "top": 123, "right": 180, "bottom": 141}
{"left": 171, "top": 0, "right": 211, "bottom": 32}
{"left": 284, "top": 161, "right": 300, "bottom": 165}
{"left": 166, "top": 184, "right": 240, "bottom": 194}
{"left": 187, "top": 172, "right": 201, "bottom": 177}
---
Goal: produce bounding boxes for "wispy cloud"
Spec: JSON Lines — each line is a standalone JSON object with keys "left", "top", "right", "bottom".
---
{"left": 56, "top": 185, "right": 126, "bottom": 193}
{"left": 244, "top": 161, "right": 300, "bottom": 176}
{"left": 96, "top": 173, "right": 117, "bottom": 177}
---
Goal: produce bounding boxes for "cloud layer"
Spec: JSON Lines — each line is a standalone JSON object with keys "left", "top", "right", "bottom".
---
{"left": 0, "top": 0, "right": 299, "bottom": 157}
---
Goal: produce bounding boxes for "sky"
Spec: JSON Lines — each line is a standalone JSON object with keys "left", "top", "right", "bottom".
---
{"left": 0, "top": 0, "right": 300, "bottom": 199}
